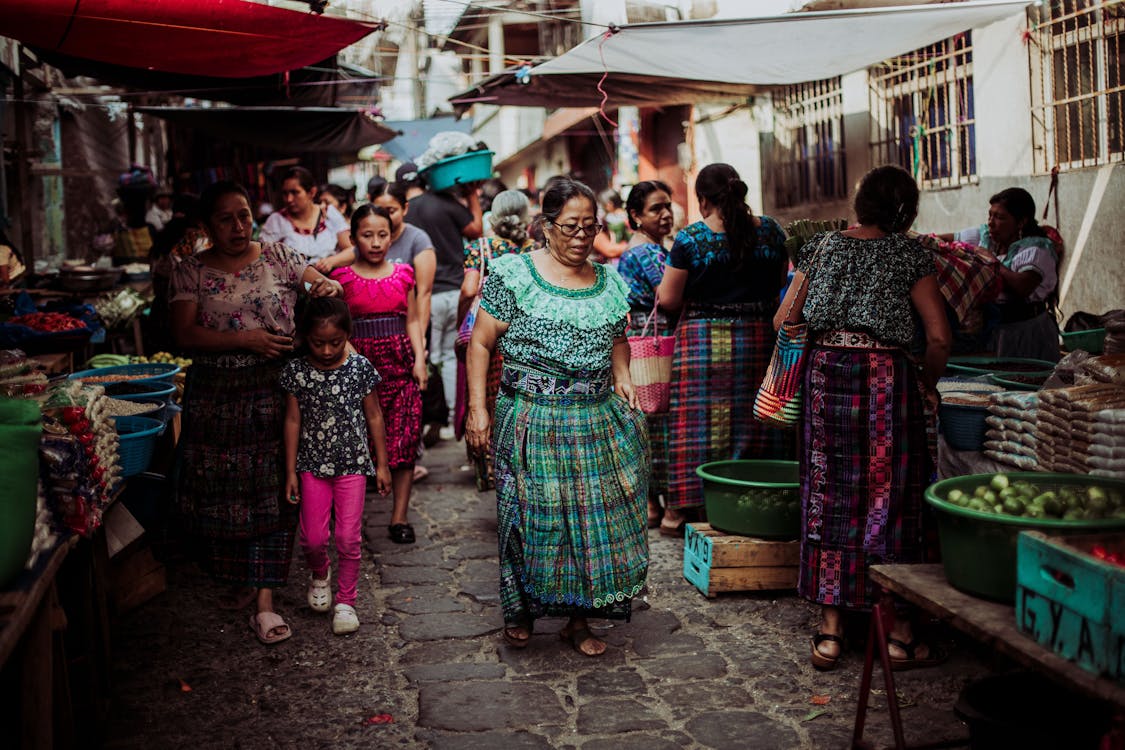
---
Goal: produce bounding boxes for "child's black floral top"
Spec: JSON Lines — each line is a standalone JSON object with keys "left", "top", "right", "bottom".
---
{"left": 280, "top": 354, "right": 381, "bottom": 478}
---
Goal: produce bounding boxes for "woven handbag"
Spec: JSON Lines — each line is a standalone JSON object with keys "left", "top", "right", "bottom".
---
{"left": 455, "top": 238, "right": 490, "bottom": 358}
{"left": 628, "top": 297, "right": 676, "bottom": 414}
{"left": 753, "top": 233, "right": 832, "bottom": 428}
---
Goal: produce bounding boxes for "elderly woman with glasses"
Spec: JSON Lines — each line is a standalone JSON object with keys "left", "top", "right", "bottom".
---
{"left": 465, "top": 178, "right": 649, "bottom": 658}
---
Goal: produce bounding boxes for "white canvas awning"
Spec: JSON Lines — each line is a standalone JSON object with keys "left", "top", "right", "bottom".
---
{"left": 450, "top": 0, "right": 1031, "bottom": 110}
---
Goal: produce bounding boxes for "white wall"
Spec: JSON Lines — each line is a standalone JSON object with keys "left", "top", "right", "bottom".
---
{"left": 693, "top": 103, "right": 765, "bottom": 212}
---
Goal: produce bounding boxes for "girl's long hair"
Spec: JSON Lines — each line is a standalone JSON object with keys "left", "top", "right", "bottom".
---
{"left": 694, "top": 163, "right": 756, "bottom": 267}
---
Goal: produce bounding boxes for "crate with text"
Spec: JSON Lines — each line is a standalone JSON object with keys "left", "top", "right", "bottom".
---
{"left": 682, "top": 523, "right": 798, "bottom": 598}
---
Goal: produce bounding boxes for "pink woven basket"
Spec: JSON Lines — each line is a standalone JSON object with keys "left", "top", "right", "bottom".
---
{"left": 628, "top": 300, "right": 675, "bottom": 414}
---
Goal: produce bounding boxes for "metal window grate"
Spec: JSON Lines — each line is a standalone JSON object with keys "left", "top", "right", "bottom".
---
{"left": 1029, "top": 0, "right": 1124, "bottom": 173}
{"left": 771, "top": 77, "right": 847, "bottom": 209}
{"left": 868, "top": 33, "right": 977, "bottom": 188}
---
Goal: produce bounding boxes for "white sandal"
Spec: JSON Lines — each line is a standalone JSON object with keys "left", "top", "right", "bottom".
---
{"left": 332, "top": 603, "right": 359, "bottom": 635}
{"left": 307, "top": 572, "right": 331, "bottom": 613}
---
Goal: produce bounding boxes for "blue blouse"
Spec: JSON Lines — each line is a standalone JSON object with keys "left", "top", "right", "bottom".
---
{"left": 667, "top": 217, "right": 787, "bottom": 305}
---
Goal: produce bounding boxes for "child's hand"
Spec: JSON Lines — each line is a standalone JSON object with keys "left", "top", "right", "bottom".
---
{"left": 375, "top": 465, "right": 392, "bottom": 495}
{"left": 413, "top": 360, "right": 429, "bottom": 391}
{"left": 284, "top": 473, "right": 301, "bottom": 505}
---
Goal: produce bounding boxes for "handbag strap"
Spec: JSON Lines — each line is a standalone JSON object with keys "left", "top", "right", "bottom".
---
{"left": 639, "top": 294, "right": 662, "bottom": 339}
{"left": 475, "top": 237, "right": 491, "bottom": 295}
{"left": 781, "top": 231, "right": 833, "bottom": 325}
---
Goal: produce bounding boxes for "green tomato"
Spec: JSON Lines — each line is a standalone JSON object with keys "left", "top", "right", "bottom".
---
{"left": 947, "top": 489, "right": 966, "bottom": 506}
{"left": 990, "top": 473, "right": 1010, "bottom": 492}
{"left": 1024, "top": 505, "right": 1045, "bottom": 519}
{"left": 1063, "top": 508, "right": 1088, "bottom": 521}
{"left": 967, "top": 498, "right": 990, "bottom": 513}
{"left": 1002, "top": 496, "right": 1027, "bottom": 516}
{"left": 983, "top": 490, "right": 998, "bottom": 505}
{"left": 974, "top": 485, "right": 990, "bottom": 499}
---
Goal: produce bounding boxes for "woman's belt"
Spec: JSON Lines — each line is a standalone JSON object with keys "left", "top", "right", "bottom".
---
{"left": 194, "top": 351, "right": 271, "bottom": 369}
{"left": 813, "top": 330, "right": 899, "bottom": 350}
{"left": 684, "top": 300, "right": 775, "bottom": 320}
{"left": 353, "top": 315, "right": 407, "bottom": 339}
{"left": 995, "top": 300, "right": 1049, "bottom": 324}
{"left": 499, "top": 361, "right": 611, "bottom": 404}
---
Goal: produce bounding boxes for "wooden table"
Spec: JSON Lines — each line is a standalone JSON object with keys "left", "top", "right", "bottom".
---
{"left": 0, "top": 536, "right": 79, "bottom": 749}
{"left": 852, "top": 564, "right": 1125, "bottom": 749}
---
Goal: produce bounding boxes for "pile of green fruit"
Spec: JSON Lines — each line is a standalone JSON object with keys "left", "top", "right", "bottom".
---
{"left": 131, "top": 351, "right": 192, "bottom": 369}
{"left": 735, "top": 487, "right": 799, "bottom": 516}
{"left": 944, "top": 473, "right": 1125, "bottom": 520}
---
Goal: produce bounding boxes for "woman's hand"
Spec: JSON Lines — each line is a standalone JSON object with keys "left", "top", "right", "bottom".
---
{"left": 313, "top": 257, "right": 336, "bottom": 275}
{"left": 465, "top": 407, "right": 491, "bottom": 454}
{"left": 374, "top": 464, "right": 392, "bottom": 496}
{"left": 307, "top": 275, "right": 343, "bottom": 298}
{"left": 284, "top": 472, "right": 300, "bottom": 505}
{"left": 241, "top": 329, "right": 294, "bottom": 358}
{"left": 413, "top": 359, "right": 429, "bottom": 391}
{"left": 615, "top": 380, "right": 640, "bottom": 410}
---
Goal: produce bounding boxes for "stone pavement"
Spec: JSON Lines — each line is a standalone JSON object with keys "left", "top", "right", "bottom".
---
{"left": 104, "top": 438, "right": 994, "bottom": 749}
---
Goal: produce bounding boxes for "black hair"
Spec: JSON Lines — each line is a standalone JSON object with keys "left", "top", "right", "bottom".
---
{"left": 539, "top": 178, "right": 597, "bottom": 227}
{"left": 990, "top": 187, "right": 1046, "bottom": 238}
{"left": 320, "top": 184, "right": 349, "bottom": 207}
{"left": 281, "top": 166, "right": 316, "bottom": 193}
{"left": 540, "top": 174, "right": 573, "bottom": 200}
{"left": 853, "top": 165, "right": 920, "bottom": 234}
{"left": 368, "top": 180, "right": 410, "bottom": 208}
{"left": 625, "top": 180, "right": 672, "bottom": 230}
{"left": 366, "top": 175, "right": 388, "bottom": 201}
{"left": 350, "top": 203, "right": 393, "bottom": 237}
{"left": 479, "top": 178, "right": 508, "bottom": 213}
{"left": 300, "top": 296, "right": 351, "bottom": 337}
{"left": 198, "top": 181, "right": 251, "bottom": 224}
{"left": 598, "top": 188, "right": 624, "bottom": 210}
{"left": 694, "top": 163, "right": 756, "bottom": 268}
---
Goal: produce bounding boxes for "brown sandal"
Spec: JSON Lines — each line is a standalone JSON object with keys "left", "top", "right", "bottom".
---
{"left": 502, "top": 623, "right": 532, "bottom": 649}
{"left": 810, "top": 632, "right": 844, "bottom": 671}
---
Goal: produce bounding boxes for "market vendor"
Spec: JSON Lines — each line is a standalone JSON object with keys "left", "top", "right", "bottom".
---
{"left": 943, "top": 187, "right": 1062, "bottom": 362}
{"left": 170, "top": 180, "right": 343, "bottom": 645}
{"left": 260, "top": 166, "right": 352, "bottom": 263}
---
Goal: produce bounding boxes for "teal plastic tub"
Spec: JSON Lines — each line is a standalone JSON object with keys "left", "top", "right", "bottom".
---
{"left": 945, "top": 356, "right": 1056, "bottom": 378}
{"left": 113, "top": 416, "right": 166, "bottom": 477}
{"left": 0, "top": 397, "right": 42, "bottom": 588}
{"left": 696, "top": 460, "right": 800, "bottom": 540}
{"left": 1061, "top": 327, "right": 1106, "bottom": 354}
{"left": 420, "top": 151, "right": 494, "bottom": 192}
{"left": 925, "top": 473, "right": 1125, "bottom": 603}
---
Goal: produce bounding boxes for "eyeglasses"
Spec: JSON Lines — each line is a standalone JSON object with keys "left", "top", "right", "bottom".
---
{"left": 551, "top": 221, "right": 604, "bottom": 238}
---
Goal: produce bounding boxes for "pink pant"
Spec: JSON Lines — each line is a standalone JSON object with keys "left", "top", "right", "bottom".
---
{"left": 299, "top": 473, "right": 366, "bottom": 607}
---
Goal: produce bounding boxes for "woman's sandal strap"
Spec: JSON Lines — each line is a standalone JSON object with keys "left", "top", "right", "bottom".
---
{"left": 813, "top": 632, "right": 844, "bottom": 647}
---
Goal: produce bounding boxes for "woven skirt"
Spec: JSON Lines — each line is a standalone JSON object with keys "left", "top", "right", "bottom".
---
{"left": 176, "top": 359, "right": 297, "bottom": 587}
{"left": 492, "top": 361, "right": 650, "bottom": 624}
{"left": 353, "top": 331, "right": 423, "bottom": 469}
{"left": 797, "top": 345, "right": 934, "bottom": 610}
{"left": 665, "top": 316, "right": 793, "bottom": 510}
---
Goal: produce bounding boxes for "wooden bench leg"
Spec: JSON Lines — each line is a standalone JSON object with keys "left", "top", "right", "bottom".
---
{"left": 852, "top": 601, "right": 907, "bottom": 750}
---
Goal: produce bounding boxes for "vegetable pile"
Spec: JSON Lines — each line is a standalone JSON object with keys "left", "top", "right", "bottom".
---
{"left": 736, "top": 487, "right": 799, "bottom": 515}
{"left": 944, "top": 473, "right": 1125, "bottom": 520}
{"left": 8, "top": 312, "right": 86, "bottom": 332}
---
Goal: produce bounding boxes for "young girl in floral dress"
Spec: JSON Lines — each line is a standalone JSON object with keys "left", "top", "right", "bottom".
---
{"left": 332, "top": 205, "right": 428, "bottom": 544}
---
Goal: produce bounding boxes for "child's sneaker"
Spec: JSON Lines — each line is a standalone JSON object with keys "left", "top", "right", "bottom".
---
{"left": 332, "top": 603, "right": 359, "bottom": 635}
{"left": 307, "top": 573, "right": 331, "bottom": 613}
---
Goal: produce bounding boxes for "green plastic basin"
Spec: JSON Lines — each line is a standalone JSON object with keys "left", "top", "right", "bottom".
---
{"left": 925, "top": 473, "right": 1125, "bottom": 603}
{"left": 696, "top": 460, "right": 799, "bottom": 540}
{"left": 0, "top": 397, "right": 42, "bottom": 588}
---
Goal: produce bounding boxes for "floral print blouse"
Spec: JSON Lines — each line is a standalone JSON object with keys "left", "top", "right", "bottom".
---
{"left": 280, "top": 354, "right": 381, "bottom": 478}
{"left": 170, "top": 241, "right": 304, "bottom": 337}
{"left": 480, "top": 253, "right": 629, "bottom": 374}
{"left": 464, "top": 236, "right": 536, "bottom": 273}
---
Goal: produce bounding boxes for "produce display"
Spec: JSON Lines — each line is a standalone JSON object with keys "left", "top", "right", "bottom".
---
{"left": 736, "top": 487, "right": 799, "bottom": 516}
{"left": 943, "top": 473, "right": 1125, "bottom": 520}
{"left": 132, "top": 351, "right": 192, "bottom": 369}
{"left": 7, "top": 311, "right": 87, "bottom": 332}
{"left": 38, "top": 381, "right": 123, "bottom": 536}
{"left": 0, "top": 349, "right": 47, "bottom": 396}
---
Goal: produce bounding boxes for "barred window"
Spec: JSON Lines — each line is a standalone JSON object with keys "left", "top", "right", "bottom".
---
{"left": 771, "top": 78, "right": 847, "bottom": 209}
{"left": 868, "top": 33, "right": 977, "bottom": 188}
{"left": 1029, "top": 0, "right": 1124, "bottom": 172}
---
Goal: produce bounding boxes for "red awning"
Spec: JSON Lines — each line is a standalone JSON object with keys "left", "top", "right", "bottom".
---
{"left": 0, "top": 0, "right": 378, "bottom": 78}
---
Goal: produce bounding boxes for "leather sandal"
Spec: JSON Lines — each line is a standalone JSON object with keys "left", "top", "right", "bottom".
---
{"left": 388, "top": 523, "right": 416, "bottom": 544}
{"left": 887, "top": 637, "right": 947, "bottom": 671}
{"left": 502, "top": 621, "right": 532, "bottom": 649}
{"left": 810, "top": 632, "right": 844, "bottom": 671}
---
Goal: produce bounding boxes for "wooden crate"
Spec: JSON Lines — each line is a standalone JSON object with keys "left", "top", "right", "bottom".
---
{"left": 683, "top": 522, "right": 799, "bottom": 598}
{"left": 1016, "top": 530, "right": 1125, "bottom": 683}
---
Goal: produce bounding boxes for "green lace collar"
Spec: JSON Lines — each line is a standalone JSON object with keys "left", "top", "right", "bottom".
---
{"left": 492, "top": 252, "right": 628, "bottom": 331}
{"left": 521, "top": 252, "right": 607, "bottom": 299}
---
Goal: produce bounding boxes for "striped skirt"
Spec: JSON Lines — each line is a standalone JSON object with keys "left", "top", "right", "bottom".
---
{"left": 665, "top": 316, "right": 793, "bottom": 510}
{"left": 176, "top": 359, "right": 297, "bottom": 587}
{"left": 798, "top": 345, "right": 934, "bottom": 610}
{"left": 492, "top": 361, "right": 649, "bottom": 624}
{"left": 353, "top": 330, "right": 422, "bottom": 469}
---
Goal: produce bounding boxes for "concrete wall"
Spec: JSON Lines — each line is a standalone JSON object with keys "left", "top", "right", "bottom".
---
{"left": 692, "top": 103, "right": 766, "bottom": 214}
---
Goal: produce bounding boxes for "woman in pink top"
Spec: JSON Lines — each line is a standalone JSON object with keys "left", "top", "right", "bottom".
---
{"left": 333, "top": 204, "right": 428, "bottom": 544}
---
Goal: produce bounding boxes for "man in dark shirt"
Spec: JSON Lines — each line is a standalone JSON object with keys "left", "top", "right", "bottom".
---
{"left": 405, "top": 175, "right": 483, "bottom": 441}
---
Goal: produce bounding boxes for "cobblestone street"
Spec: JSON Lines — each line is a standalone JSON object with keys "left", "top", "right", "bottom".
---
{"left": 105, "top": 438, "right": 992, "bottom": 748}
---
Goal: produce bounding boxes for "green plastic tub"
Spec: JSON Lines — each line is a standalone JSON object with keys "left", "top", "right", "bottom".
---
{"left": 696, "top": 460, "right": 799, "bottom": 540}
{"left": 945, "top": 356, "right": 1056, "bottom": 378}
{"left": 925, "top": 473, "right": 1125, "bottom": 603}
{"left": 1061, "top": 327, "right": 1106, "bottom": 354}
{"left": 0, "top": 397, "right": 42, "bottom": 588}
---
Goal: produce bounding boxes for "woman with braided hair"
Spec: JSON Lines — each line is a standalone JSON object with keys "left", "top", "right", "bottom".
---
{"left": 656, "top": 163, "right": 792, "bottom": 536}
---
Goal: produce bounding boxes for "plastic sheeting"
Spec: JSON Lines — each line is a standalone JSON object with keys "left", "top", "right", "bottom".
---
{"left": 451, "top": 0, "right": 1031, "bottom": 110}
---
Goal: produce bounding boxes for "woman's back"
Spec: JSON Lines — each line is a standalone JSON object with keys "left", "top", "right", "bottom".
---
{"left": 669, "top": 217, "right": 786, "bottom": 306}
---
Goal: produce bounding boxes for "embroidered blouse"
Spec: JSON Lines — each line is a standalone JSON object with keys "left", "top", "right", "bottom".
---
{"left": 260, "top": 204, "right": 348, "bottom": 261}
{"left": 464, "top": 236, "right": 536, "bottom": 272}
{"left": 169, "top": 241, "right": 304, "bottom": 336}
{"left": 333, "top": 263, "right": 415, "bottom": 318}
{"left": 797, "top": 232, "right": 935, "bottom": 347}
{"left": 667, "top": 217, "right": 787, "bottom": 305}
{"left": 616, "top": 241, "right": 666, "bottom": 311}
{"left": 480, "top": 253, "right": 629, "bottom": 374}
{"left": 280, "top": 354, "right": 381, "bottom": 478}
